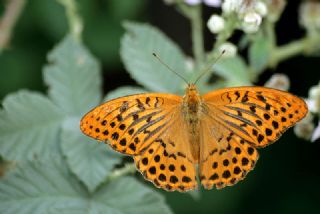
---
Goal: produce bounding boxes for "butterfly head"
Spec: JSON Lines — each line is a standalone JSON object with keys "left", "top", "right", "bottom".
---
{"left": 186, "top": 83, "right": 198, "bottom": 92}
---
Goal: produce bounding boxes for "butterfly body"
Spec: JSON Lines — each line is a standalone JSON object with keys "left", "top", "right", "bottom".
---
{"left": 80, "top": 85, "right": 307, "bottom": 192}
{"left": 182, "top": 84, "right": 203, "bottom": 162}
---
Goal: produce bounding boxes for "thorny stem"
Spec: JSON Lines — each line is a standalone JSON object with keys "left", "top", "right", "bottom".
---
{"left": 57, "top": 0, "right": 83, "bottom": 41}
{"left": 0, "top": 0, "right": 26, "bottom": 53}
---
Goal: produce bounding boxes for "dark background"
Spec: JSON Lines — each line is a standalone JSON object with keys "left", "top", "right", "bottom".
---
{"left": 0, "top": 0, "right": 319, "bottom": 213}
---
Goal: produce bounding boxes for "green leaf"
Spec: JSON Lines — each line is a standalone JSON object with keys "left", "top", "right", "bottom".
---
{"left": 121, "top": 22, "right": 189, "bottom": 93}
{"left": 44, "top": 35, "right": 102, "bottom": 116}
{"left": 0, "top": 91, "right": 65, "bottom": 160}
{"left": 214, "top": 56, "right": 251, "bottom": 86}
{"left": 0, "top": 159, "right": 172, "bottom": 214}
{"left": 61, "top": 118, "right": 121, "bottom": 192}
{"left": 94, "top": 177, "right": 172, "bottom": 214}
{"left": 249, "top": 34, "right": 272, "bottom": 74}
{"left": 103, "top": 86, "right": 148, "bottom": 102}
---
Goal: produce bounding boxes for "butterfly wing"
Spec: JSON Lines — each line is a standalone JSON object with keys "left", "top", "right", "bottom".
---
{"left": 134, "top": 109, "right": 198, "bottom": 192}
{"left": 80, "top": 93, "right": 197, "bottom": 192}
{"left": 199, "top": 87, "right": 308, "bottom": 189}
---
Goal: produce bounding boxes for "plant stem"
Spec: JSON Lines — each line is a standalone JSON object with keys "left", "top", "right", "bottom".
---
{"left": 269, "top": 37, "right": 316, "bottom": 67}
{"left": 265, "top": 21, "right": 276, "bottom": 49}
{"left": 0, "top": 0, "right": 26, "bottom": 53}
{"left": 190, "top": 5, "right": 205, "bottom": 71}
{"left": 57, "top": 0, "right": 83, "bottom": 41}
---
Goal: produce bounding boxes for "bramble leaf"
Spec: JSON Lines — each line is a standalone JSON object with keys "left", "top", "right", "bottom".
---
{"left": 44, "top": 36, "right": 102, "bottom": 116}
{"left": 0, "top": 91, "right": 65, "bottom": 160}
{"left": 0, "top": 159, "right": 173, "bottom": 214}
{"left": 121, "top": 22, "right": 189, "bottom": 93}
{"left": 214, "top": 56, "right": 251, "bottom": 86}
{"left": 61, "top": 118, "right": 121, "bottom": 192}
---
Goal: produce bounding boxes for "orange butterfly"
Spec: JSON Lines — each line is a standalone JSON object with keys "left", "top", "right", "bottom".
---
{"left": 80, "top": 82, "right": 307, "bottom": 192}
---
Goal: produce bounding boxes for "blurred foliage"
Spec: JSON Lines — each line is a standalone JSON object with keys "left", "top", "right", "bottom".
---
{"left": 0, "top": 0, "right": 144, "bottom": 100}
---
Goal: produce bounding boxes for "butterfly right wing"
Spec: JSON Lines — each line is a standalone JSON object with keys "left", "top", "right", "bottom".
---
{"left": 199, "top": 87, "right": 307, "bottom": 189}
{"left": 199, "top": 112, "right": 259, "bottom": 190}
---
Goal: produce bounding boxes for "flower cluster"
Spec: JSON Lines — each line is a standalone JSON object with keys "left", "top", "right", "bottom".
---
{"left": 206, "top": 0, "right": 268, "bottom": 35}
{"left": 204, "top": 0, "right": 270, "bottom": 58}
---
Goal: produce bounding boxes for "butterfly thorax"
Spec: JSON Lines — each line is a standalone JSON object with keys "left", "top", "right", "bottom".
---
{"left": 182, "top": 84, "right": 203, "bottom": 162}
{"left": 182, "top": 84, "right": 202, "bottom": 121}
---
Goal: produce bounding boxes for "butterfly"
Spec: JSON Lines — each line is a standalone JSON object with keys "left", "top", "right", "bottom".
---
{"left": 80, "top": 83, "right": 308, "bottom": 192}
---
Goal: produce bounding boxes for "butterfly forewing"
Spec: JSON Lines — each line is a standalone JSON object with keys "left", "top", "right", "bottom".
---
{"left": 80, "top": 93, "right": 181, "bottom": 155}
{"left": 199, "top": 87, "right": 307, "bottom": 189}
{"left": 202, "top": 87, "right": 308, "bottom": 147}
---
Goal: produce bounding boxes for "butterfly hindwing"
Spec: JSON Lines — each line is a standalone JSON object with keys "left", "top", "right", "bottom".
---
{"left": 134, "top": 111, "right": 197, "bottom": 192}
{"left": 199, "top": 116, "right": 259, "bottom": 189}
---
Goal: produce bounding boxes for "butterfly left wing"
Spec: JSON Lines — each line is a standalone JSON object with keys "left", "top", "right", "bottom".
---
{"left": 80, "top": 93, "right": 181, "bottom": 155}
{"left": 199, "top": 87, "right": 308, "bottom": 189}
{"left": 80, "top": 93, "right": 197, "bottom": 192}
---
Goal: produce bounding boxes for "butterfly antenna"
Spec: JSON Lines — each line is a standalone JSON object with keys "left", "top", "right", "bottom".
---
{"left": 152, "top": 53, "right": 189, "bottom": 84}
{"left": 193, "top": 50, "right": 226, "bottom": 84}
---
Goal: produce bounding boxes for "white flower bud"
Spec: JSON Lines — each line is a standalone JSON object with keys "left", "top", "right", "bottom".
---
{"left": 265, "top": 0, "right": 286, "bottom": 22}
{"left": 219, "top": 42, "right": 237, "bottom": 58}
{"left": 307, "top": 84, "right": 320, "bottom": 113}
{"left": 254, "top": 1, "right": 268, "bottom": 17}
{"left": 203, "top": 0, "right": 222, "bottom": 7}
{"left": 184, "top": 0, "right": 201, "bottom": 5}
{"left": 222, "top": 0, "right": 243, "bottom": 14}
{"left": 264, "top": 73, "right": 290, "bottom": 91}
{"left": 185, "top": 57, "right": 195, "bottom": 71}
{"left": 299, "top": 1, "right": 320, "bottom": 31}
{"left": 309, "top": 85, "right": 320, "bottom": 99}
{"left": 207, "top": 15, "right": 225, "bottom": 33}
{"left": 306, "top": 99, "right": 316, "bottom": 114}
{"left": 294, "top": 120, "right": 315, "bottom": 140}
{"left": 311, "top": 121, "right": 320, "bottom": 142}
{"left": 294, "top": 113, "right": 315, "bottom": 140}
{"left": 242, "top": 12, "right": 262, "bottom": 33}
